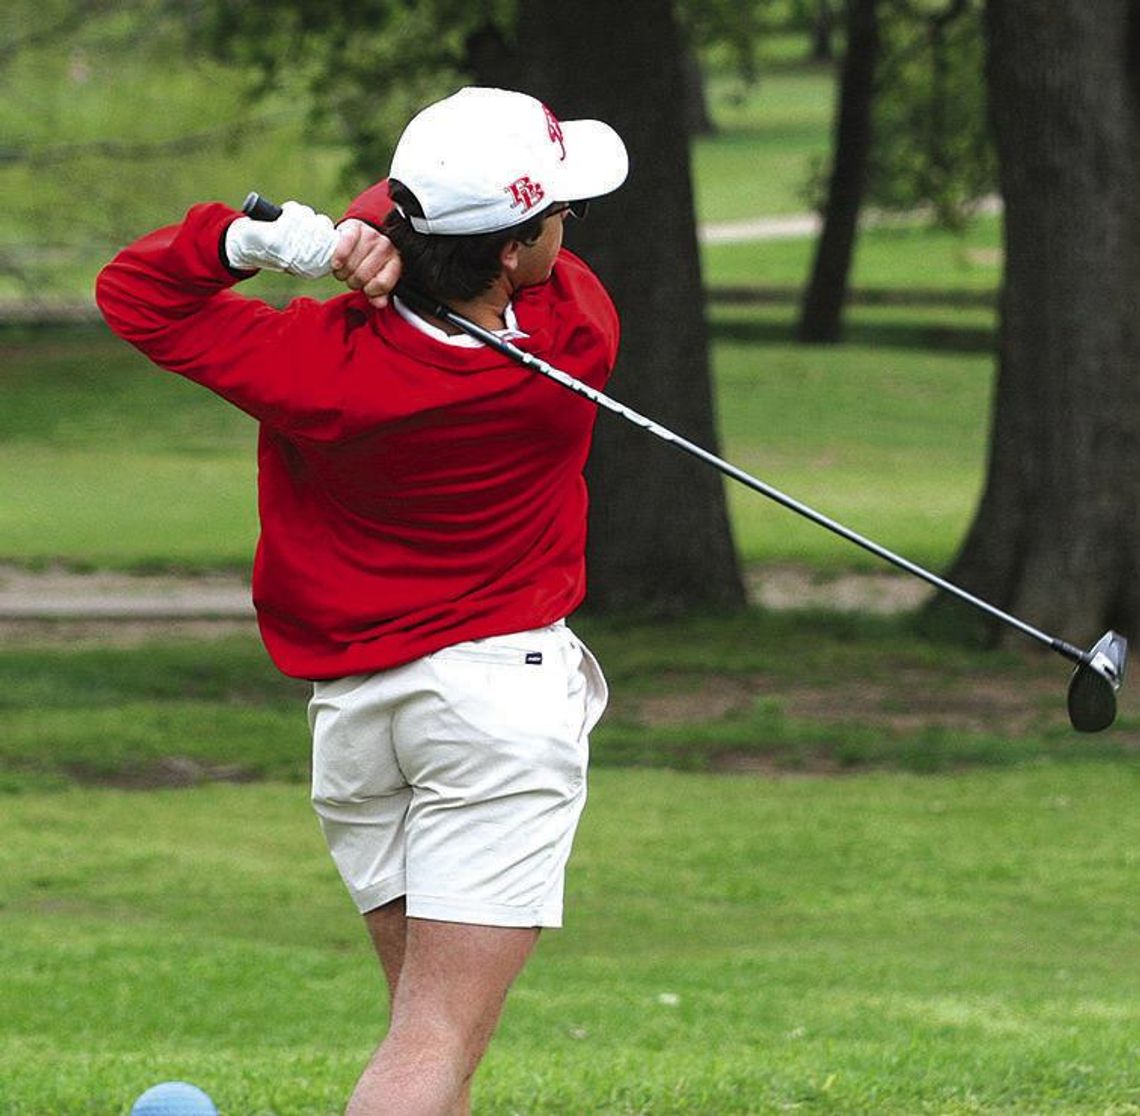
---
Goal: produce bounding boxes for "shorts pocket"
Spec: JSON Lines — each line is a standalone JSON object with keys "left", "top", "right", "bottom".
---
{"left": 429, "top": 638, "right": 544, "bottom": 668}
{"left": 577, "top": 639, "right": 609, "bottom": 736}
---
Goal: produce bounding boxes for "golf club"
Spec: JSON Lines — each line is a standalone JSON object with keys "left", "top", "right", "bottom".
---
{"left": 241, "top": 192, "right": 1128, "bottom": 731}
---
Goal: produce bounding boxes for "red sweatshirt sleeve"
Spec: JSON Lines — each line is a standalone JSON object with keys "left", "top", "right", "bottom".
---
{"left": 95, "top": 202, "right": 352, "bottom": 439}
{"left": 341, "top": 179, "right": 395, "bottom": 228}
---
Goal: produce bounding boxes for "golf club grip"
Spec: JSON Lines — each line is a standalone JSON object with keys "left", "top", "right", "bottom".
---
{"left": 242, "top": 192, "right": 282, "bottom": 222}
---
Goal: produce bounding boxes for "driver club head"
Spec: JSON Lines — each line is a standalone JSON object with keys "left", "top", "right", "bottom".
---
{"left": 1067, "top": 630, "right": 1128, "bottom": 732}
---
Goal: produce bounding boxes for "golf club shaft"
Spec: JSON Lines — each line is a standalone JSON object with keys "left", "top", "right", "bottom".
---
{"left": 240, "top": 192, "right": 1090, "bottom": 668}
{"left": 396, "top": 286, "right": 1093, "bottom": 666}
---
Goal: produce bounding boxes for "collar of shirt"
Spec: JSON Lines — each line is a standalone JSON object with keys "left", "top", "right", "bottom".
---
{"left": 392, "top": 295, "right": 529, "bottom": 348}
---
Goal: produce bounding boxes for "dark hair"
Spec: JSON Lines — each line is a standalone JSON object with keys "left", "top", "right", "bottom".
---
{"left": 382, "top": 179, "right": 549, "bottom": 302}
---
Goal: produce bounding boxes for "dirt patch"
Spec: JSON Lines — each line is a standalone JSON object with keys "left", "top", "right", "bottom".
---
{"left": 0, "top": 562, "right": 253, "bottom": 619}
{"left": 0, "top": 617, "right": 259, "bottom": 648}
{"left": 632, "top": 675, "right": 759, "bottom": 726}
{"left": 708, "top": 750, "right": 856, "bottom": 777}
{"left": 0, "top": 562, "right": 929, "bottom": 646}
{"left": 628, "top": 664, "right": 1098, "bottom": 738}
{"left": 748, "top": 564, "right": 932, "bottom": 614}
{"left": 779, "top": 670, "right": 1065, "bottom": 734}
{"left": 0, "top": 562, "right": 255, "bottom": 645}
{"left": 3, "top": 562, "right": 1135, "bottom": 757}
{"left": 64, "top": 755, "right": 261, "bottom": 790}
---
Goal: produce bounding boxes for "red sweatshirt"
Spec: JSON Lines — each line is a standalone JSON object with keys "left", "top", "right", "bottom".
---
{"left": 95, "top": 192, "right": 619, "bottom": 679}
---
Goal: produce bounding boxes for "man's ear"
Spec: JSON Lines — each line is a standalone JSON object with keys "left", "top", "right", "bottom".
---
{"left": 499, "top": 238, "right": 523, "bottom": 279}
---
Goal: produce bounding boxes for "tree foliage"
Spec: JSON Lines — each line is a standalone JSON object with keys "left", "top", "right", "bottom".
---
{"left": 197, "top": 1, "right": 841, "bottom": 182}
{"left": 0, "top": 0, "right": 330, "bottom": 292}
{"left": 868, "top": 0, "right": 995, "bottom": 226}
{"left": 801, "top": 0, "right": 995, "bottom": 227}
{"left": 197, "top": 0, "right": 514, "bottom": 187}
{"left": 796, "top": 0, "right": 994, "bottom": 342}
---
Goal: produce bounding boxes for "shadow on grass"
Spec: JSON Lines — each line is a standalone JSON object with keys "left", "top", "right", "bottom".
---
{"left": 708, "top": 285, "right": 995, "bottom": 308}
{"left": 710, "top": 315, "right": 995, "bottom": 355}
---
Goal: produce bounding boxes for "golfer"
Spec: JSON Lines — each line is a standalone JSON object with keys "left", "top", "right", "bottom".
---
{"left": 96, "top": 87, "right": 628, "bottom": 1115}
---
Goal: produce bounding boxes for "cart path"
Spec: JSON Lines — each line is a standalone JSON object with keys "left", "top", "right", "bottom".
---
{"left": 0, "top": 564, "right": 255, "bottom": 620}
{"left": 0, "top": 562, "right": 930, "bottom": 639}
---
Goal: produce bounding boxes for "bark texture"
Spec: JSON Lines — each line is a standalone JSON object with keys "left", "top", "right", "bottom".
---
{"left": 797, "top": 0, "right": 880, "bottom": 342}
{"left": 516, "top": 0, "right": 747, "bottom": 614}
{"left": 943, "top": 0, "right": 1140, "bottom": 645}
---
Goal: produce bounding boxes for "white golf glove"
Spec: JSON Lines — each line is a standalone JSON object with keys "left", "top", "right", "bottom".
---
{"left": 224, "top": 200, "right": 339, "bottom": 279}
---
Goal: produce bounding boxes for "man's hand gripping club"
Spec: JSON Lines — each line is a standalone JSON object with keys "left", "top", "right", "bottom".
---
{"left": 225, "top": 199, "right": 401, "bottom": 307}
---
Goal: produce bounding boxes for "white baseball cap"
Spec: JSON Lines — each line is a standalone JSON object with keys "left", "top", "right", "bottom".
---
{"left": 389, "top": 87, "right": 629, "bottom": 235}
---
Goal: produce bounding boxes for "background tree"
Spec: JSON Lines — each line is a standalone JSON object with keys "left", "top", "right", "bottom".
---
{"left": 868, "top": 0, "right": 992, "bottom": 228}
{"left": 515, "top": 0, "right": 747, "bottom": 614}
{"left": 938, "top": 0, "right": 1140, "bottom": 645}
{"left": 0, "top": 0, "right": 311, "bottom": 293}
{"left": 200, "top": 0, "right": 512, "bottom": 185}
{"left": 809, "top": 0, "right": 838, "bottom": 61}
{"left": 796, "top": 0, "right": 880, "bottom": 342}
{"left": 797, "top": 0, "right": 991, "bottom": 341}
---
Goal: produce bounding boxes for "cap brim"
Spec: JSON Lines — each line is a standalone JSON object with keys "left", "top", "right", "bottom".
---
{"left": 551, "top": 119, "right": 629, "bottom": 202}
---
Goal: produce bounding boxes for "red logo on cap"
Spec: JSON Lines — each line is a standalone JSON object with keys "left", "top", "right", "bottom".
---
{"left": 506, "top": 175, "right": 546, "bottom": 213}
{"left": 543, "top": 104, "right": 567, "bottom": 161}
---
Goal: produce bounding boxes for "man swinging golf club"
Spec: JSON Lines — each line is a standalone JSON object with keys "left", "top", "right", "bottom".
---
{"left": 97, "top": 86, "right": 629, "bottom": 1115}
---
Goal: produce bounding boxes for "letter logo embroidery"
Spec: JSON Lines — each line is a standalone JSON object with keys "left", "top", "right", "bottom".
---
{"left": 506, "top": 175, "right": 546, "bottom": 213}
{"left": 543, "top": 104, "right": 567, "bottom": 161}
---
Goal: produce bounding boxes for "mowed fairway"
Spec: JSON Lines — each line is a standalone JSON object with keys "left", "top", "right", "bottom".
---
{"left": 0, "top": 765, "right": 1136, "bottom": 1114}
{"left": 3, "top": 32, "right": 1138, "bottom": 1116}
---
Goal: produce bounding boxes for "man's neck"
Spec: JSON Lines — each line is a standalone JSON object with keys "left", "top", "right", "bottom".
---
{"left": 432, "top": 277, "right": 513, "bottom": 334}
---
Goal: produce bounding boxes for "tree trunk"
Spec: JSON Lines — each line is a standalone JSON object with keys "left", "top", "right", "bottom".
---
{"left": 463, "top": 21, "right": 516, "bottom": 88}
{"left": 940, "top": 0, "right": 1140, "bottom": 646}
{"left": 681, "top": 44, "right": 716, "bottom": 136}
{"left": 515, "top": 0, "right": 747, "bottom": 615}
{"left": 797, "top": 0, "right": 880, "bottom": 342}
{"left": 810, "top": 0, "right": 836, "bottom": 62}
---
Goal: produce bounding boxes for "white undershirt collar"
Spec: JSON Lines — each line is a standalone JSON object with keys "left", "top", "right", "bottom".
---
{"left": 392, "top": 295, "right": 528, "bottom": 348}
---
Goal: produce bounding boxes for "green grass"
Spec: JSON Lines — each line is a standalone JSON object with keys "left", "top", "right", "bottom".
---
{"left": 703, "top": 216, "right": 1003, "bottom": 289}
{"left": 3, "top": 616, "right": 1137, "bottom": 794}
{"left": 698, "top": 216, "right": 1002, "bottom": 567}
{"left": 693, "top": 63, "right": 836, "bottom": 221}
{"left": 1, "top": 764, "right": 1137, "bottom": 1114}
{"left": 0, "top": 327, "right": 259, "bottom": 569}
{"left": 0, "top": 612, "right": 1137, "bottom": 1113}
{"left": 710, "top": 304, "right": 993, "bottom": 567}
{"left": 7, "top": 29, "right": 1137, "bottom": 1116}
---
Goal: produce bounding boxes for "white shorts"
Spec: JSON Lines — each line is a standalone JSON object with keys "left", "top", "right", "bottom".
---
{"left": 308, "top": 622, "right": 608, "bottom": 928}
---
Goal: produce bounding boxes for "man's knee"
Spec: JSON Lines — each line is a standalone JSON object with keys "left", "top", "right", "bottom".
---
{"left": 390, "top": 920, "right": 538, "bottom": 1041}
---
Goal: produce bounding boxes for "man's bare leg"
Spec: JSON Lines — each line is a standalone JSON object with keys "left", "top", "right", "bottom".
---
{"left": 367, "top": 898, "right": 486, "bottom": 1114}
{"left": 350, "top": 903, "right": 538, "bottom": 1116}
{"left": 365, "top": 897, "right": 408, "bottom": 1002}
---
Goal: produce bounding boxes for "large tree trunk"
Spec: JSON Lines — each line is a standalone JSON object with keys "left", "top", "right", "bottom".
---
{"left": 515, "top": 0, "right": 747, "bottom": 615}
{"left": 941, "top": 0, "right": 1140, "bottom": 646}
{"left": 681, "top": 44, "right": 716, "bottom": 136}
{"left": 797, "top": 0, "right": 880, "bottom": 343}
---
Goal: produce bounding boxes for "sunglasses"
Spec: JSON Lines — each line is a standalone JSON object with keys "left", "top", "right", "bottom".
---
{"left": 547, "top": 200, "right": 590, "bottom": 222}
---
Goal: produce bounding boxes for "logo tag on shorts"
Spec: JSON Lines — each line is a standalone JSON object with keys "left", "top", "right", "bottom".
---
{"left": 525, "top": 651, "right": 543, "bottom": 665}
